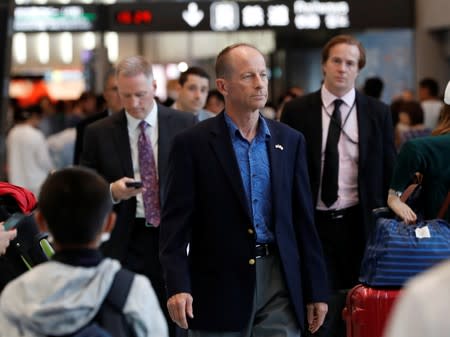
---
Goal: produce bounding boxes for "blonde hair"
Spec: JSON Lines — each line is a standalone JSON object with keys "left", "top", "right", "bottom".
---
{"left": 116, "top": 55, "right": 153, "bottom": 80}
{"left": 432, "top": 104, "right": 450, "bottom": 135}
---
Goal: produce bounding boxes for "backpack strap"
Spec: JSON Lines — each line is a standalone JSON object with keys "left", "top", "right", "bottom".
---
{"left": 104, "top": 268, "right": 135, "bottom": 311}
{"left": 47, "top": 268, "right": 135, "bottom": 337}
{"left": 92, "top": 268, "right": 137, "bottom": 337}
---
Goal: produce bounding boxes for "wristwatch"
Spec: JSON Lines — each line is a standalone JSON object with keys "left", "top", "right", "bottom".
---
{"left": 388, "top": 189, "right": 402, "bottom": 197}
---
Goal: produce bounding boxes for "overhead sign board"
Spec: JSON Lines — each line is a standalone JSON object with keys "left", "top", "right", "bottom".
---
{"left": 14, "top": 0, "right": 414, "bottom": 33}
{"left": 109, "top": 2, "right": 210, "bottom": 32}
{"left": 13, "top": 5, "right": 100, "bottom": 32}
{"left": 107, "top": 0, "right": 413, "bottom": 32}
{"left": 108, "top": 1, "right": 353, "bottom": 32}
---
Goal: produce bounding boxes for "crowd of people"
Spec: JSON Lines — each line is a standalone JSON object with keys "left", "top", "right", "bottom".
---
{"left": 5, "top": 54, "right": 444, "bottom": 199}
{"left": 0, "top": 33, "right": 449, "bottom": 337}
{"left": 5, "top": 70, "right": 226, "bottom": 198}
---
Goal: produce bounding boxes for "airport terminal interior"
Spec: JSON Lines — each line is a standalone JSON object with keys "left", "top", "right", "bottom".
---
{"left": 0, "top": 1, "right": 449, "bottom": 335}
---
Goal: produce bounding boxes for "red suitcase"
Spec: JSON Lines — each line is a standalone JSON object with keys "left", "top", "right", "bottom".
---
{"left": 342, "top": 284, "right": 401, "bottom": 337}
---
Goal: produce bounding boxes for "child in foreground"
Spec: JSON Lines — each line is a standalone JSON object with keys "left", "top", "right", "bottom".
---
{"left": 0, "top": 167, "right": 167, "bottom": 337}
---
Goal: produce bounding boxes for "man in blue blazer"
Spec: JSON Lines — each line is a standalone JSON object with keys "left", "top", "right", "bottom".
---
{"left": 160, "top": 43, "right": 329, "bottom": 337}
{"left": 281, "top": 35, "right": 396, "bottom": 337}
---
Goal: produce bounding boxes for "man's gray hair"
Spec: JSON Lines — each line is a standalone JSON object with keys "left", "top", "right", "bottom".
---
{"left": 116, "top": 55, "right": 154, "bottom": 80}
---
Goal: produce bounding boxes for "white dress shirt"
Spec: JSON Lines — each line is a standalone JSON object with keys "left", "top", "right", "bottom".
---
{"left": 6, "top": 123, "right": 54, "bottom": 196}
{"left": 318, "top": 86, "right": 359, "bottom": 210}
{"left": 421, "top": 100, "right": 443, "bottom": 130}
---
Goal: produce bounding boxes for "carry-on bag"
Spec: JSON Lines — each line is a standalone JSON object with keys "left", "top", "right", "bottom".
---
{"left": 343, "top": 284, "right": 401, "bottom": 337}
{"left": 359, "top": 191, "right": 450, "bottom": 287}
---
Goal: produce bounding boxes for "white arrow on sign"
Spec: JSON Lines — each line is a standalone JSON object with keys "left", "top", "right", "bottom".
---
{"left": 182, "top": 2, "right": 204, "bottom": 27}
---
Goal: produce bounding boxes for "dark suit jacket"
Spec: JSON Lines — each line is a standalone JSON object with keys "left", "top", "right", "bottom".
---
{"left": 159, "top": 113, "right": 328, "bottom": 331}
{"left": 73, "top": 110, "right": 109, "bottom": 165}
{"left": 281, "top": 90, "right": 396, "bottom": 239}
{"left": 80, "top": 104, "right": 194, "bottom": 261}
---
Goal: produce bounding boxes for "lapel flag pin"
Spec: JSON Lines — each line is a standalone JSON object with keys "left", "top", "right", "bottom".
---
{"left": 275, "top": 144, "right": 284, "bottom": 150}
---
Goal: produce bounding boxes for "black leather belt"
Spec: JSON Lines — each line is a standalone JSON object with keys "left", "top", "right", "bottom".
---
{"left": 316, "top": 205, "right": 359, "bottom": 221}
{"left": 255, "top": 243, "right": 277, "bottom": 259}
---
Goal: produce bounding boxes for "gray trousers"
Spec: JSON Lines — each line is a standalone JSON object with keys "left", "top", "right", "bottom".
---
{"left": 189, "top": 254, "right": 301, "bottom": 337}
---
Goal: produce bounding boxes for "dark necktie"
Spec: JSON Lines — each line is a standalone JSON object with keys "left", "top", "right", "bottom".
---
{"left": 138, "top": 121, "right": 160, "bottom": 226}
{"left": 322, "top": 99, "right": 343, "bottom": 207}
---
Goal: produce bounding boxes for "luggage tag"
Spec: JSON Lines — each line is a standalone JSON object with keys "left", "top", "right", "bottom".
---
{"left": 415, "top": 225, "right": 431, "bottom": 239}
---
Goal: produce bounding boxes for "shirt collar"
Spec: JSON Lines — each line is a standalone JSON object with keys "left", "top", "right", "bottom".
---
{"left": 52, "top": 248, "right": 103, "bottom": 267}
{"left": 321, "top": 85, "right": 356, "bottom": 109}
{"left": 224, "top": 112, "right": 271, "bottom": 141}
{"left": 125, "top": 99, "right": 158, "bottom": 132}
{"left": 173, "top": 101, "right": 200, "bottom": 116}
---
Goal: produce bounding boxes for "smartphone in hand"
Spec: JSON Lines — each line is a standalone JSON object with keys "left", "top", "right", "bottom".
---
{"left": 3, "top": 213, "right": 25, "bottom": 230}
{"left": 125, "top": 181, "right": 143, "bottom": 188}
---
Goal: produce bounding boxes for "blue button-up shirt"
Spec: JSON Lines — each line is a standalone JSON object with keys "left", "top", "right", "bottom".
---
{"left": 224, "top": 113, "right": 274, "bottom": 243}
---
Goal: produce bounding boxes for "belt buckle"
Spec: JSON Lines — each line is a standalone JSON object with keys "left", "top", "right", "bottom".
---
{"left": 331, "top": 212, "right": 344, "bottom": 220}
{"left": 255, "top": 244, "right": 269, "bottom": 259}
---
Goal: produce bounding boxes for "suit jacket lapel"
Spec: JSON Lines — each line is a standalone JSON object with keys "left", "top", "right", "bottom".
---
{"left": 209, "top": 114, "right": 251, "bottom": 219}
{"left": 112, "top": 111, "right": 133, "bottom": 177}
{"left": 356, "top": 92, "right": 371, "bottom": 170}
{"left": 157, "top": 104, "right": 170, "bottom": 179}
{"left": 308, "top": 92, "right": 324, "bottom": 201}
{"left": 266, "top": 121, "right": 284, "bottom": 223}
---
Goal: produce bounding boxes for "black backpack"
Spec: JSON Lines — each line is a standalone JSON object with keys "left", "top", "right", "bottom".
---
{"left": 0, "top": 200, "right": 53, "bottom": 292}
{"left": 50, "top": 268, "right": 136, "bottom": 337}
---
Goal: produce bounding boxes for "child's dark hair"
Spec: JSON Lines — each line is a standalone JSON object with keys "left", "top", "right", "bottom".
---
{"left": 38, "top": 167, "right": 112, "bottom": 245}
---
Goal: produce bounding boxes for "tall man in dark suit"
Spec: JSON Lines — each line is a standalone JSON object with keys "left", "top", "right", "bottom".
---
{"left": 80, "top": 55, "right": 195, "bottom": 337}
{"left": 281, "top": 35, "right": 396, "bottom": 337}
{"left": 160, "top": 43, "right": 329, "bottom": 337}
{"left": 73, "top": 68, "right": 123, "bottom": 165}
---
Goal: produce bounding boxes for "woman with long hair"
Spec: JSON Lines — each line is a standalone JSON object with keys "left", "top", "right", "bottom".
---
{"left": 387, "top": 96, "right": 450, "bottom": 223}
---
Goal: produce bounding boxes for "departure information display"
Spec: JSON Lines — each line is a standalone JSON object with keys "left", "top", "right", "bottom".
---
{"left": 14, "top": 5, "right": 101, "bottom": 32}
{"left": 13, "top": 0, "right": 414, "bottom": 33}
{"left": 107, "top": 0, "right": 414, "bottom": 32}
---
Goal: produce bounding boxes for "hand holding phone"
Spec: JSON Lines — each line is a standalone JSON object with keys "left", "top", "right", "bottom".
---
{"left": 3, "top": 213, "right": 25, "bottom": 230}
{"left": 1, "top": 220, "right": 18, "bottom": 255}
{"left": 125, "top": 181, "right": 143, "bottom": 188}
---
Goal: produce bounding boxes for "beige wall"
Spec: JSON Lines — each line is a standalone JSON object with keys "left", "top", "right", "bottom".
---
{"left": 415, "top": 0, "right": 450, "bottom": 95}
{"left": 416, "top": 0, "right": 450, "bottom": 29}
